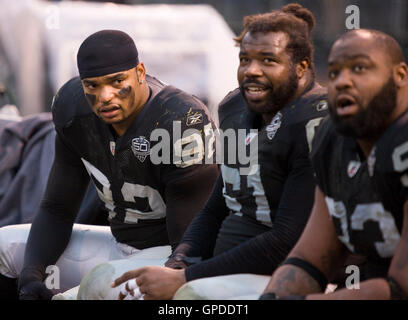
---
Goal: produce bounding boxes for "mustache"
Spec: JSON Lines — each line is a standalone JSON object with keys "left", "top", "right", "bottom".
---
{"left": 240, "top": 79, "right": 272, "bottom": 90}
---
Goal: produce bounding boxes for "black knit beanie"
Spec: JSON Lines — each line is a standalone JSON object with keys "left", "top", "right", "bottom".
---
{"left": 77, "top": 30, "right": 139, "bottom": 79}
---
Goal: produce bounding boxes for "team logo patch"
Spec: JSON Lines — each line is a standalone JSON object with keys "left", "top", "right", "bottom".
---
{"left": 347, "top": 160, "right": 361, "bottom": 178}
{"left": 316, "top": 100, "right": 328, "bottom": 112}
{"left": 186, "top": 113, "right": 203, "bottom": 126}
{"left": 266, "top": 112, "right": 282, "bottom": 140}
{"left": 110, "top": 141, "right": 116, "bottom": 156}
{"left": 131, "top": 136, "right": 150, "bottom": 162}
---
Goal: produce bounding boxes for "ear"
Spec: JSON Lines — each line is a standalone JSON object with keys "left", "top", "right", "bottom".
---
{"left": 296, "top": 60, "right": 309, "bottom": 79}
{"left": 393, "top": 62, "right": 408, "bottom": 88}
{"left": 136, "top": 63, "right": 146, "bottom": 83}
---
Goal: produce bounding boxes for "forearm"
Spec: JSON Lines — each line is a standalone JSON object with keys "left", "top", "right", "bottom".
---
{"left": 169, "top": 174, "right": 227, "bottom": 259}
{"left": 306, "top": 278, "right": 390, "bottom": 300}
{"left": 263, "top": 265, "right": 322, "bottom": 297}
{"left": 185, "top": 229, "right": 291, "bottom": 281}
{"left": 23, "top": 141, "right": 89, "bottom": 271}
{"left": 23, "top": 208, "right": 74, "bottom": 271}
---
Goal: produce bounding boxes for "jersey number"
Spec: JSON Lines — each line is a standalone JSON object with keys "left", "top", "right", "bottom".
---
{"left": 305, "top": 117, "right": 324, "bottom": 153}
{"left": 392, "top": 141, "right": 408, "bottom": 187}
{"left": 221, "top": 164, "right": 271, "bottom": 226}
{"left": 325, "top": 197, "right": 400, "bottom": 258}
{"left": 81, "top": 158, "right": 166, "bottom": 223}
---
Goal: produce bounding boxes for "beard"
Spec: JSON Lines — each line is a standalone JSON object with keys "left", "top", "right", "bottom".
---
{"left": 240, "top": 64, "right": 299, "bottom": 117}
{"left": 330, "top": 77, "right": 398, "bottom": 140}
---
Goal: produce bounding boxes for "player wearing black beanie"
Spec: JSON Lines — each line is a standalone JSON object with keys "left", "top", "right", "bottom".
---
{"left": 0, "top": 29, "right": 219, "bottom": 300}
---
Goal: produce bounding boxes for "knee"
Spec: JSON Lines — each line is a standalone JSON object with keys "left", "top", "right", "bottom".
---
{"left": 77, "top": 262, "right": 122, "bottom": 300}
{"left": 0, "top": 224, "right": 31, "bottom": 277}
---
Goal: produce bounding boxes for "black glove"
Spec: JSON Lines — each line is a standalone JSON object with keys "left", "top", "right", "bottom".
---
{"left": 19, "top": 281, "right": 53, "bottom": 300}
{"left": 18, "top": 266, "right": 53, "bottom": 300}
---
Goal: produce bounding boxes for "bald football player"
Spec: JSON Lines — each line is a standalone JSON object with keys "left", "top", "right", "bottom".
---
{"left": 261, "top": 29, "right": 408, "bottom": 300}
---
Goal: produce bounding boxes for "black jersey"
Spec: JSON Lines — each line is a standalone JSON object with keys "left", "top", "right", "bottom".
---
{"left": 218, "top": 83, "right": 328, "bottom": 229}
{"left": 311, "top": 110, "right": 408, "bottom": 275}
{"left": 45, "top": 75, "right": 218, "bottom": 250}
{"left": 177, "top": 82, "right": 329, "bottom": 280}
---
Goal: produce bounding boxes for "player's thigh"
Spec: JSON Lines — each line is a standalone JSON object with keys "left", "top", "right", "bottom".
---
{"left": 55, "top": 223, "right": 129, "bottom": 290}
{"left": 0, "top": 224, "right": 31, "bottom": 278}
{"left": 0, "top": 223, "right": 117, "bottom": 290}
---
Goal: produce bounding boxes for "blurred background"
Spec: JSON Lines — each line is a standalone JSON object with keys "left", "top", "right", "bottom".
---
{"left": 0, "top": 0, "right": 407, "bottom": 118}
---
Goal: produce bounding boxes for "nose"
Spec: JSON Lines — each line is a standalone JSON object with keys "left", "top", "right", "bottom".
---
{"left": 334, "top": 69, "right": 353, "bottom": 91}
{"left": 99, "top": 86, "right": 115, "bottom": 103}
{"left": 244, "top": 60, "right": 263, "bottom": 78}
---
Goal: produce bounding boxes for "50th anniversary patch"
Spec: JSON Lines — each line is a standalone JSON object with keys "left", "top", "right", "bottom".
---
{"left": 131, "top": 136, "right": 150, "bottom": 162}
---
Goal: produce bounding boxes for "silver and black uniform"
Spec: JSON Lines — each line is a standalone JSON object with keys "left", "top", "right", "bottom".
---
{"left": 171, "top": 82, "right": 329, "bottom": 280}
{"left": 22, "top": 75, "right": 219, "bottom": 276}
{"left": 311, "top": 110, "right": 408, "bottom": 278}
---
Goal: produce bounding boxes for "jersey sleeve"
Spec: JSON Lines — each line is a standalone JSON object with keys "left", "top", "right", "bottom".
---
{"left": 168, "top": 175, "right": 229, "bottom": 261}
{"left": 375, "top": 113, "right": 408, "bottom": 225}
{"left": 387, "top": 117, "right": 408, "bottom": 202}
{"left": 163, "top": 164, "right": 219, "bottom": 251}
{"left": 22, "top": 130, "right": 90, "bottom": 275}
{"left": 310, "top": 116, "right": 336, "bottom": 196}
{"left": 159, "top": 95, "right": 220, "bottom": 250}
{"left": 184, "top": 89, "right": 329, "bottom": 280}
{"left": 184, "top": 123, "right": 319, "bottom": 281}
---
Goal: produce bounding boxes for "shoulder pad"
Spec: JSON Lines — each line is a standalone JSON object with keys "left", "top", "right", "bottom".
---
{"left": 377, "top": 110, "right": 408, "bottom": 174}
{"left": 145, "top": 74, "right": 167, "bottom": 92}
{"left": 51, "top": 76, "right": 92, "bottom": 128}
{"left": 310, "top": 115, "right": 335, "bottom": 161}
{"left": 157, "top": 85, "right": 208, "bottom": 114}
{"left": 152, "top": 85, "right": 212, "bottom": 130}
{"left": 285, "top": 83, "right": 328, "bottom": 126}
{"left": 300, "top": 83, "right": 328, "bottom": 113}
{"left": 218, "top": 88, "right": 246, "bottom": 128}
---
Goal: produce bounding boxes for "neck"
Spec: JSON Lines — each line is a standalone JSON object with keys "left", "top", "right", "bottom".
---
{"left": 356, "top": 138, "right": 376, "bottom": 158}
{"left": 294, "top": 69, "right": 314, "bottom": 102}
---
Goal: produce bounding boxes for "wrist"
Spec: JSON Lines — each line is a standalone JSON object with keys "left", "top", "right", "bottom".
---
{"left": 18, "top": 265, "right": 46, "bottom": 288}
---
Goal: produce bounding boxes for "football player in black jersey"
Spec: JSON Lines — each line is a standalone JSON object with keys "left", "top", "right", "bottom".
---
{"left": 261, "top": 29, "right": 408, "bottom": 300}
{"left": 0, "top": 30, "right": 218, "bottom": 300}
{"left": 106, "top": 4, "right": 330, "bottom": 300}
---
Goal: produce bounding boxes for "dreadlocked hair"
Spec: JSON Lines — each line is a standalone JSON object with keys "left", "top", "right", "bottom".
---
{"left": 235, "top": 3, "right": 316, "bottom": 71}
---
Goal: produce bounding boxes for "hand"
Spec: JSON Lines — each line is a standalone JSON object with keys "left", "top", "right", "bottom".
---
{"left": 18, "top": 265, "right": 53, "bottom": 300}
{"left": 111, "top": 266, "right": 186, "bottom": 300}
{"left": 19, "top": 281, "right": 53, "bottom": 300}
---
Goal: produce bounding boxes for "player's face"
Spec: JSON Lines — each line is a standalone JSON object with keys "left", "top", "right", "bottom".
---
{"left": 81, "top": 65, "right": 145, "bottom": 127}
{"left": 238, "top": 31, "right": 298, "bottom": 120}
{"left": 327, "top": 33, "right": 397, "bottom": 139}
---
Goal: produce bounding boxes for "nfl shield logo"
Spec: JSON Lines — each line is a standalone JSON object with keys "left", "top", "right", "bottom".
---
{"left": 347, "top": 160, "right": 361, "bottom": 178}
{"left": 131, "top": 136, "right": 150, "bottom": 162}
{"left": 110, "top": 141, "right": 115, "bottom": 156}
